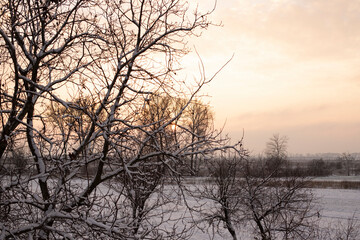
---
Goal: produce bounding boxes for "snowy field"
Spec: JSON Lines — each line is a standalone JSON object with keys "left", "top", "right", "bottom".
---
{"left": 3, "top": 178, "right": 358, "bottom": 239}
{"left": 313, "top": 176, "right": 360, "bottom": 182}
{"left": 315, "top": 188, "right": 360, "bottom": 225}
{"left": 180, "top": 186, "right": 360, "bottom": 239}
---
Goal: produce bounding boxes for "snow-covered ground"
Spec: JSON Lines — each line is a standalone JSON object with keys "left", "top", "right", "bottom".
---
{"left": 313, "top": 175, "right": 360, "bottom": 182}
{"left": 314, "top": 188, "right": 360, "bottom": 225}
{"left": 186, "top": 187, "right": 360, "bottom": 239}
{"left": 3, "top": 178, "right": 358, "bottom": 239}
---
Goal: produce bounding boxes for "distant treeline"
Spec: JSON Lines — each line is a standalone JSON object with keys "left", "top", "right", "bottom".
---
{"left": 192, "top": 156, "right": 360, "bottom": 178}
{"left": 287, "top": 157, "right": 360, "bottom": 177}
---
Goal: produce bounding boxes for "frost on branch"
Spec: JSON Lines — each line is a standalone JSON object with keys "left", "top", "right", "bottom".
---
{"left": 0, "top": 0, "right": 238, "bottom": 239}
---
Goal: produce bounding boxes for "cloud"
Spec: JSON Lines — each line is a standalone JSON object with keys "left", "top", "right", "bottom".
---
{"left": 216, "top": 0, "right": 360, "bottom": 60}
{"left": 190, "top": 0, "right": 360, "bottom": 154}
{"left": 233, "top": 99, "right": 360, "bottom": 131}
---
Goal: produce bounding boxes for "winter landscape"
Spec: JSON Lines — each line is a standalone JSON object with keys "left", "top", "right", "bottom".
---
{"left": 1, "top": 0, "right": 360, "bottom": 239}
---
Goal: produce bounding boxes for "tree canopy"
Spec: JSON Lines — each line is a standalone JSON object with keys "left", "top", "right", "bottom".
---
{"left": 0, "top": 1, "right": 239, "bottom": 239}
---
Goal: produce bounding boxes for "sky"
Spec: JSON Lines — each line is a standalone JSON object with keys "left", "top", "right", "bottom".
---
{"left": 181, "top": 0, "right": 360, "bottom": 154}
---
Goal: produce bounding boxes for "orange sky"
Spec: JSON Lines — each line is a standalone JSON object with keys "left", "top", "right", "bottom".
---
{"left": 182, "top": 0, "right": 360, "bottom": 154}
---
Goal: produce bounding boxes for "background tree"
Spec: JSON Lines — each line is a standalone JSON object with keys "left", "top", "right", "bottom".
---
{"left": 241, "top": 158, "right": 317, "bottom": 240}
{"left": 45, "top": 93, "right": 107, "bottom": 175}
{"left": 339, "top": 152, "right": 355, "bottom": 176}
{"left": 196, "top": 146, "right": 318, "bottom": 240}
{"left": 315, "top": 215, "right": 359, "bottom": 240}
{"left": 194, "top": 156, "right": 245, "bottom": 240}
{"left": 185, "top": 99, "right": 213, "bottom": 174}
{"left": 264, "top": 134, "right": 289, "bottom": 176}
{"left": 265, "top": 134, "right": 288, "bottom": 160}
{"left": 307, "top": 159, "right": 330, "bottom": 177}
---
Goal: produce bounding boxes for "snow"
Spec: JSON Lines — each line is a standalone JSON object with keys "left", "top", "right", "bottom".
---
{"left": 3, "top": 177, "right": 358, "bottom": 239}
{"left": 175, "top": 186, "right": 360, "bottom": 239}
{"left": 314, "top": 188, "right": 360, "bottom": 221}
{"left": 72, "top": 182, "right": 360, "bottom": 239}
{"left": 313, "top": 175, "right": 360, "bottom": 182}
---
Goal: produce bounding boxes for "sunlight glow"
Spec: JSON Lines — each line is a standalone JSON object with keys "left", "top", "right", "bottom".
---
{"left": 186, "top": 0, "right": 360, "bottom": 154}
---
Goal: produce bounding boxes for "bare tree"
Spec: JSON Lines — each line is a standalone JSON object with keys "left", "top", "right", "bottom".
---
{"left": 339, "top": 153, "right": 355, "bottom": 176}
{"left": 333, "top": 215, "right": 359, "bottom": 240}
{"left": 238, "top": 135, "right": 317, "bottom": 240}
{"left": 315, "top": 214, "right": 359, "bottom": 240}
{"left": 265, "top": 134, "right": 288, "bottom": 160}
{"left": 264, "top": 134, "right": 289, "bottom": 176}
{"left": 194, "top": 156, "right": 245, "bottom": 240}
{"left": 241, "top": 158, "right": 318, "bottom": 240}
{"left": 0, "top": 1, "right": 239, "bottom": 239}
{"left": 196, "top": 150, "right": 318, "bottom": 240}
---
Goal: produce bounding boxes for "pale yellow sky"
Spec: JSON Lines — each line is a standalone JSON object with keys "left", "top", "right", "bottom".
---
{"left": 182, "top": 0, "right": 360, "bottom": 154}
